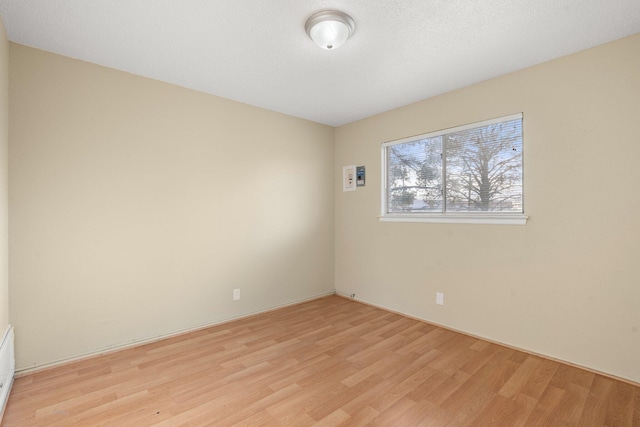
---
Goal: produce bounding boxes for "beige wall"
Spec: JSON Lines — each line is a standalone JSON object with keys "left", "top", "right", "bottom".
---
{"left": 9, "top": 44, "right": 335, "bottom": 370}
{"left": 0, "top": 19, "right": 8, "bottom": 332}
{"left": 335, "top": 34, "right": 640, "bottom": 383}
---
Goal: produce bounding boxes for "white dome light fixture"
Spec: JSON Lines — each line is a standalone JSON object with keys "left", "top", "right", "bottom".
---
{"left": 305, "top": 10, "right": 355, "bottom": 50}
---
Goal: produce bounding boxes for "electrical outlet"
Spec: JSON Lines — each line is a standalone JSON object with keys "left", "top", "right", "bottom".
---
{"left": 436, "top": 292, "right": 444, "bottom": 305}
{"left": 233, "top": 288, "right": 240, "bottom": 301}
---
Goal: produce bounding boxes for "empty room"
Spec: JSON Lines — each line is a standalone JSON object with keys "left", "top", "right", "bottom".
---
{"left": 0, "top": 0, "right": 639, "bottom": 426}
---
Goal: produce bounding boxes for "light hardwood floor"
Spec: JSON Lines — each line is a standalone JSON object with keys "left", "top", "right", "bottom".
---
{"left": 3, "top": 295, "right": 639, "bottom": 426}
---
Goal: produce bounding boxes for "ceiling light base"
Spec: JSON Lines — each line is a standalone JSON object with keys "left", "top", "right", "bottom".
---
{"left": 305, "top": 10, "right": 355, "bottom": 50}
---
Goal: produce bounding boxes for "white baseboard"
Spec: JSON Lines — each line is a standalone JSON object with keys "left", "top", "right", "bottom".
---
{"left": 15, "top": 292, "right": 335, "bottom": 377}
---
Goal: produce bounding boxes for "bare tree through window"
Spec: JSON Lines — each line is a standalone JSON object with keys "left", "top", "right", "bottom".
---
{"left": 385, "top": 115, "right": 522, "bottom": 214}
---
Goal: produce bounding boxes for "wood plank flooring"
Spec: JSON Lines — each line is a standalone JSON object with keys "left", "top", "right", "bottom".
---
{"left": 3, "top": 295, "right": 639, "bottom": 426}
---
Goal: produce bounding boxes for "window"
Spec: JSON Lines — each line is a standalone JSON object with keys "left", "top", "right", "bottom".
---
{"left": 381, "top": 113, "right": 527, "bottom": 225}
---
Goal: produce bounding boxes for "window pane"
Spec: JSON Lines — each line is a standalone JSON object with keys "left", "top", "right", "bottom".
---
{"left": 386, "top": 137, "right": 443, "bottom": 213}
{"left": 444, "top": 119, "right": 522, "bottom": 212}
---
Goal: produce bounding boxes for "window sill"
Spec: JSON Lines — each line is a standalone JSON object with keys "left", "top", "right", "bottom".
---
{"left": 379, "top": 213, "right": 528, "bottom": 225}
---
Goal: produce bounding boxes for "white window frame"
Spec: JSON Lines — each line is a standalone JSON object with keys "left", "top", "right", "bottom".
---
{"left": 380, "top": 113, "right": 528, "bottom": 225}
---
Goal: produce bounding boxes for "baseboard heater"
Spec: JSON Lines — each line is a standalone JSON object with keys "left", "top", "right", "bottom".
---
{"left": 0, "top": 325, "right": 14, "bottom": 417}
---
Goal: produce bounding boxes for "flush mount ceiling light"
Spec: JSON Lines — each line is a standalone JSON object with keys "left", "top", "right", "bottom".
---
{"left": 305, "top": 10, "right": 355, "bottom": 50}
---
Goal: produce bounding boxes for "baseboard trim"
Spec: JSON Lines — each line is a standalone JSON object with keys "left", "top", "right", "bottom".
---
{"left": 335, "top": 294, "right": 640, "bottom": 388}
{"left": 15, "top": 291, "right": 335, "bottom": 378}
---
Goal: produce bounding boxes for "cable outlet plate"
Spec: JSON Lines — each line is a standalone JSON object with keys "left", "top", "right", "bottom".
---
{"left": 436, "top": 292, "right": 444, "bottom": 305}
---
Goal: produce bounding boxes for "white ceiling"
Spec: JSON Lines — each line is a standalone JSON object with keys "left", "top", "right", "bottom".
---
{"left": 0, "top": 0, "right": 639, "bottom": 127}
